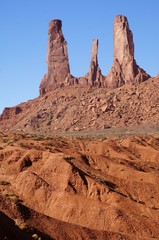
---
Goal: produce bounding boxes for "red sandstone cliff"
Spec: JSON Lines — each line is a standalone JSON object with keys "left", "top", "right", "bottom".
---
{"left": 39, "top": 16, "right": 151, "bottom": 95}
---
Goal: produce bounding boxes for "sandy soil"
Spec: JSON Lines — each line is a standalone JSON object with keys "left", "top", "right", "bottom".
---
{"left": 0, "top": 131, "right": 159, "bottom": 239}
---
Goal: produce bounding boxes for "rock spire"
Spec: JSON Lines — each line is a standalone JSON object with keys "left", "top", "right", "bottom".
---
{"left": 39, "top": 16, "right": 151, "bottom": 95}
{"left": 88, "top": 39, "right": 104, "bottom": 86}
{"left": 106, "top": 15, "right": 150, "bottom": 88}
{"left": 39, "top": 19, "right": 70, "bottom": 96}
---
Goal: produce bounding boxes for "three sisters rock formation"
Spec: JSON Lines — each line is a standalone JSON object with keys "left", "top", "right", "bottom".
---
{"left": 39, "top": 15, "right": 150, "bottom": 96}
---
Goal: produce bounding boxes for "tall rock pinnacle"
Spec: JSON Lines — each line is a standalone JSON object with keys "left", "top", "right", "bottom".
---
{"left": 88, "top": 39, "right": 104, "bottom": 86}
{"left": 39, "top": 19, "right": 70, "bottom": 96}
{"left": 106, "top": 16, "right": 150, "bottom": 88}
{"left": 39, "top": 16, "right": 151, "bottom": 95}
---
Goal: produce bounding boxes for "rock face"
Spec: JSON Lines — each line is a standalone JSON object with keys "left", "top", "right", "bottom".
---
{"left": 106, "top": 16, "right": 150, "bottom": 88}
{"left": 0, "top": 107, "right": 22, "bottom": 121}
{"left": 39, "top": 19, "right": 70, "bottom": 96}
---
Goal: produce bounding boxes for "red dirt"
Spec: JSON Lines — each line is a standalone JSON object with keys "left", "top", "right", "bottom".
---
{"left": 0, "top": 132, "right": 159, "bottom": 239}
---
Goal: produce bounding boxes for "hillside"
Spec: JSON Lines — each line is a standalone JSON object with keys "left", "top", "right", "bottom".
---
{"left": 0, "top": 76, "right": 159, "bottom": 134}
{"left": 0, "top": 132, "right": 159, "bottom": 239}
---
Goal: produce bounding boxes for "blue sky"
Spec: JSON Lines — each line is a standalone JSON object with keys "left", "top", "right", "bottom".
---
{"left": 0, "top": 0, "right": 159, "bottom": 114}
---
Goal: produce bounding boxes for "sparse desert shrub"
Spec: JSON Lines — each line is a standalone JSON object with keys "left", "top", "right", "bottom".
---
{"left": 0, "top": 180, "right": 10, "bottom": 185}
{"left": 15, "top": 219, "right": 27, "bottom": 230}
{"left": 2, "top": 138, "right": 8, "bottom": 143}
{"left": 64, "top": 155, "right": 74, "bottom": 161}
{"left": 19, "top": 141, "right": 27, "bottom": 148}
{"left": 32, "top": 233, "right": 41, "bottom": 239}
{"left": 2, "top": 190, "right": 20, "bottom": 202}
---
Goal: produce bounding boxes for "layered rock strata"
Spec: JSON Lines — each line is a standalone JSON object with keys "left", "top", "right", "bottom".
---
{"left": 106, "top": 16, "right": 150, "bottom": 88}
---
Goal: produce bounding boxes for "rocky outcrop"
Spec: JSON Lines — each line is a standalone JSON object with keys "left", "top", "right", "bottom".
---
{"left": 39, "top": 19, "right": 70, "bottom": 96}
{"left": 106, "top": 16, "right": 150, "bottom": 88}
{"left": 2, "top": 76, "right": 159, "bottom": 132}
{"left": 0, "top": 107, "right": 22, "bottom": 121}
{"left": 39, "top": 16, "right": 151, "bottom": 95}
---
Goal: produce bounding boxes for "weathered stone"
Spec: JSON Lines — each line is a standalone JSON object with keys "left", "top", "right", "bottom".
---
{"left": 39, "top": 19, "right": 70, "bottom": 96}
{"left": 39, "top": 16, "right": 151, "bottom": 95}
{"left": 88, "top": 39, "right": 98, "bottom": 85}
{"left": 0, "top": 107, "right": 22, "bottom": 120}
{"left": 106, "top": 15, "right": 150, "bottom": 88}
{"left": 88, "top": 39, "right": 104, "bottom": 86}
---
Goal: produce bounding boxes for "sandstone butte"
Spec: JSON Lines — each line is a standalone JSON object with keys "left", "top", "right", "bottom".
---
{"left": 0, "top": 15, "right": 159, "bottom": 240}
{"left": 39, "top": 15, "right": 150, "bottom": 95}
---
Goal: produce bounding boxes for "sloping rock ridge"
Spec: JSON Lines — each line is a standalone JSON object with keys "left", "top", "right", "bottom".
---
{"left": 0, "top": 132, "right": 159, "bottom": 239}
{"left": 0, "top": 76, "right": 159, "bottom": 133}
{"left": 39, "top": 15, "right": 150, "bottom": 95}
